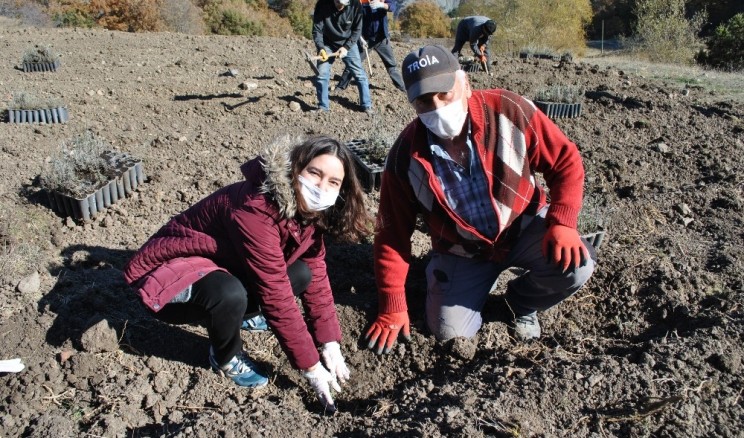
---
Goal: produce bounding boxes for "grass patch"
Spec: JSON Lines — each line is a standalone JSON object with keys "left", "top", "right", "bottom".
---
{"left": 579, "top": 54, "right": 744, "bottom": 104}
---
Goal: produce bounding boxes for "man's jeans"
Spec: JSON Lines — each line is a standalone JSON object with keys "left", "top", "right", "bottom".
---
{"left": 338, "top": 38, "right": 405, "bottom": 91}
{"left": 315, "top": 44, "right": 371, "bottom": 111}
{"left": 425, "top": 211, "right": 597, "bottom": 340}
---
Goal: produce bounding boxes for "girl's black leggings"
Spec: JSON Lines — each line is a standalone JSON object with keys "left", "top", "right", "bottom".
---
{"left": 153, "top": 260, "right": 311, "bottom": 366}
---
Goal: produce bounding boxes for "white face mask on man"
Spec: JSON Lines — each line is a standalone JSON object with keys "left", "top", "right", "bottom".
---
{"left": 418, "top": 98, "right": 468, "bottom": 140}
{"left": 298, "top": 174, "right": 339, "bottom": 211}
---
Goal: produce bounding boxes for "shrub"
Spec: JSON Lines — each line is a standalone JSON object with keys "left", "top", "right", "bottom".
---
{"left": 213, "top": 8, "right": 261, "bottom": 35}
{"left": 627, "top": 0, "right": 706, "bottom": 64}
{"left": 202, "top": 0, "right": 293, "bottom": 37}
{"left": 88, "top": 0, "right": 164, "bottom": 32}
{"left": 53, "top": 9, "right": 95, "bottom": 27}
{"left": 453, "top": 0, "right": 592, "bottom": 56}
{"left": 363, "top": 118, "right": 397, "bottom": 165}
{"left": 159, "top": 0, "right": 205, "bottom": 34}
{"left": 40, "top": 131, "right": 113, "bottom": 197}
{"left": 399, "top": 1, "right": 450, "bottom": 38}
{"left": 22, "top": 45, "right": 60, "bottom": 64}
{"left": 696, "top": 13, "right": 744, "bottom": 71}
{"left": 534, "top": 85, "right": 584, "bottom": 103}
{"left": 284, "top": 0, "right": 314, "bottom": 40}
{"left": 8, "top": 92, "right": 63, "bottom": 110}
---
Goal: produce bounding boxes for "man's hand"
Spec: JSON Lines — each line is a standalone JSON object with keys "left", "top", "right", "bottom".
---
{"left": 320, "top": 342, "right": 350, "bottom": 384}
{"left": 365, "top": 311, "right": 410, "bottom": 354}
{"left": 542, "top": 224, "right": 588, "bottom": 272}
{"left": 369, "top": 0, "right": 386, "bottom": 9}
{"left": 303, "top": 362, "right": 340, "bottom": 413}
{"left": 338, "top": 47, "right": 348, "bottom": 59}
{"left": 479, "top": 55, "right": 487, "bottom": 64}
{"left": 318, "top": 49, "right": 329, "bottom": 62}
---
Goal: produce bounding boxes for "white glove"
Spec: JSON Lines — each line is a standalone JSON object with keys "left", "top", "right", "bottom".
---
{"left": 369, "top": 0, "right": 386, "bottom": 9}
{"left": 303, "top": 362, "right": 340, "bottom": 412}
{"left": 338, "top": 47, "right": 348, "bottom": 59}
{"left": 321, "top": 341, "right": 350, "bottom": 383}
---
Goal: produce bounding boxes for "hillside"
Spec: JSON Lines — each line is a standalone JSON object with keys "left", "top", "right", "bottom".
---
{"left": 0, "top": 24, "right": 742, "bottom": 437}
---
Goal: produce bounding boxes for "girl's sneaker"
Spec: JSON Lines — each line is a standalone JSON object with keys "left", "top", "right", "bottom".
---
{"left": 241, "top": 313, "right": 268, "bottom": 332}
{"left": 209, "top": 348, "right": 268, "bottom": 388}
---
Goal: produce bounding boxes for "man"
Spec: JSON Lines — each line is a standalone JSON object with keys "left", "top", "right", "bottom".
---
{"left": 366, "top": 45, "right": 596, "bottom": 354}
{"left": 312, "top": 0, "right": 373, "bottom": 113}
{"left": 451, "top": 16, "right": 496, "bottom": 65}
{"left": 337, "top": 0, "right": 405, "bottom": 92}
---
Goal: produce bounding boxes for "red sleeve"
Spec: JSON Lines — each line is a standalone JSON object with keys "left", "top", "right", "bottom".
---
{"left": 373, "top": 135, "right": 418, "bottom": 313}
{"left": 228, "top": 207, "right": 320, "bottom": 370}
{"left": 299, "top": 234, "right": 342, "bottom": 345}
{"left": 526, "top": 108, "right": 585, "bottom": 229}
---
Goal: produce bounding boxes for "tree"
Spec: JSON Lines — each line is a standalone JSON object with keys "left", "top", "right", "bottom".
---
{"left": 696, "top": 12, "right": 744, "bottom": 71}
{"left": 454, "top": 0, "right": 592, "bottom": 55}
{"left": 629, "top": 0, "right": 706, "bottom": 64}
{"left": 89, "top": 0, "right": 164, "bottom": 32}
{"left": 399, "top": 0, "right": 450, "bottom": 38}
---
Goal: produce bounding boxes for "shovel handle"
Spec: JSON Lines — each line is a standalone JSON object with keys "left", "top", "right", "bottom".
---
{"left": 309, "top": 50, "right": 341, "bottom": 61}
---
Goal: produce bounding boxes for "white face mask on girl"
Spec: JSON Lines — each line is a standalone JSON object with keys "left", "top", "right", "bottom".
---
{"left": 418, "top": 99, "right": 468, "bottom": 140}
{"left": 298, "top": 174, "right": 339, "bottom": 211}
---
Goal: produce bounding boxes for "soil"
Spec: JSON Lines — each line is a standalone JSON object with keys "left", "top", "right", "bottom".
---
{"left": 0, "top": 23, "right": 742, "bottom": 438}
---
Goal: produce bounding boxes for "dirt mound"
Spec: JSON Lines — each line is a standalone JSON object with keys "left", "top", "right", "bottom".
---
{"left": 0, "top": 26, "right": 742, "bottom": 437}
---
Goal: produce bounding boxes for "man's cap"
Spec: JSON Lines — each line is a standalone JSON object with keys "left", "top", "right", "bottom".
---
{"left": 401, "top": 45, "right": 460, "bottom": 103}
{"left": 484, "top": 20, "right": 496, "bottom": 35}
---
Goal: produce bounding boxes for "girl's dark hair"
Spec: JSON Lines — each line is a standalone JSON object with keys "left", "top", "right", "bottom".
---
{"left": 289, "top": 135, "right": 371, "bottom": 243}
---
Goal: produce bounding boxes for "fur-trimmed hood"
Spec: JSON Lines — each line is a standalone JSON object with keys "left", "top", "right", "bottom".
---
{"left": 240, "top": 135, "right": 301, "bottom": 219}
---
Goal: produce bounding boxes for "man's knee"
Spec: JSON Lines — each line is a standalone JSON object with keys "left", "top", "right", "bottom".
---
{"left": 426, "top": 306, "right": 481, "bottom": 340}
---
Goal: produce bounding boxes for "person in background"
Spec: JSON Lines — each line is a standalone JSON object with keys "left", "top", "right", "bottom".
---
{"left": 125, "top": 135, "right": 370, "bottom": 412}
{"left": 451, "top": 16, "right": 497, "bottom": 65}
{"left": 366, "top": 45, "right": 597, "bottom": 354}
{"left": 312, "top": 0, "right": 374, "bottom": 114}
{"left": 337, "top": 0, "right": 405, "bottom": 92}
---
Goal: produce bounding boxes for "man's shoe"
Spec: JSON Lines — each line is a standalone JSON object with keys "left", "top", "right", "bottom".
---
{"left": 513, "top": 312, "right": 541, "bottom": 341}
{"left": 209, "top": 348, "right": 269, "bottom": 388}
{"left": 364, "top": 107, "right": 375, "bottom": 115}
{"left": 241, "top": 313, "right": 268, "bottom": 332}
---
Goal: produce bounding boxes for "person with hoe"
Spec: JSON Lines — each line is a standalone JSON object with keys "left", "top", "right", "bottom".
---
{"left": 125, "top": 135, "right": 370, "bottom": 412}
{"left": 312, "top": 0, "right": 374, "bottom": 114}
{"left": 365, "top": 45, "right": 597, "bottom": 354}
{"left": 451, "top": 16, "right": 497, "bottom": 67}
{"left": 336, "top": 0, "right": 406, "bottom": 93}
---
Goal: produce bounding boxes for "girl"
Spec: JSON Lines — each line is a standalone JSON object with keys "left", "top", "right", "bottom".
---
{"left": 125, "top": 135, "right": 370, "bottom": 411}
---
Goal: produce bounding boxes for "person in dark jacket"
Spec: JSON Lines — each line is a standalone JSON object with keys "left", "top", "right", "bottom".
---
{"left": 312, "top": 0, "right": 373, "bottom": 113}
{"left": 336, "top": 0, "right": 405, "bottom": 92}
{"left": 124, "top": 135, "right": 370, "bottom": 412}
{"left": 451, "top": 16, "right": 497, "bottom": 64}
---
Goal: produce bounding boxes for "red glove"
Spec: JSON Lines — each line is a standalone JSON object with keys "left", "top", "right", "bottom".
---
{"left": 542, "top": 224, "right": 588, "bottom": 272}
{"left": 365, "top": 311, "right": 410, "bottom": 355}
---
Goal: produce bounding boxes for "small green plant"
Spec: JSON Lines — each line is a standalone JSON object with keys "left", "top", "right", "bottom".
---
{"left": 534, "top": 85, "right": 584, "bottom": 103}
{"left": 7, "top": 92, "right": 64, "bottom": 111}
{"left": 40, "top": 131, "right": 116, "bottom": 198}
{"left": 361, "top": 119, "right": 396, "bottom": 165}
{"left": 22, "top": 45, "right": 60, "bottom": 64}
